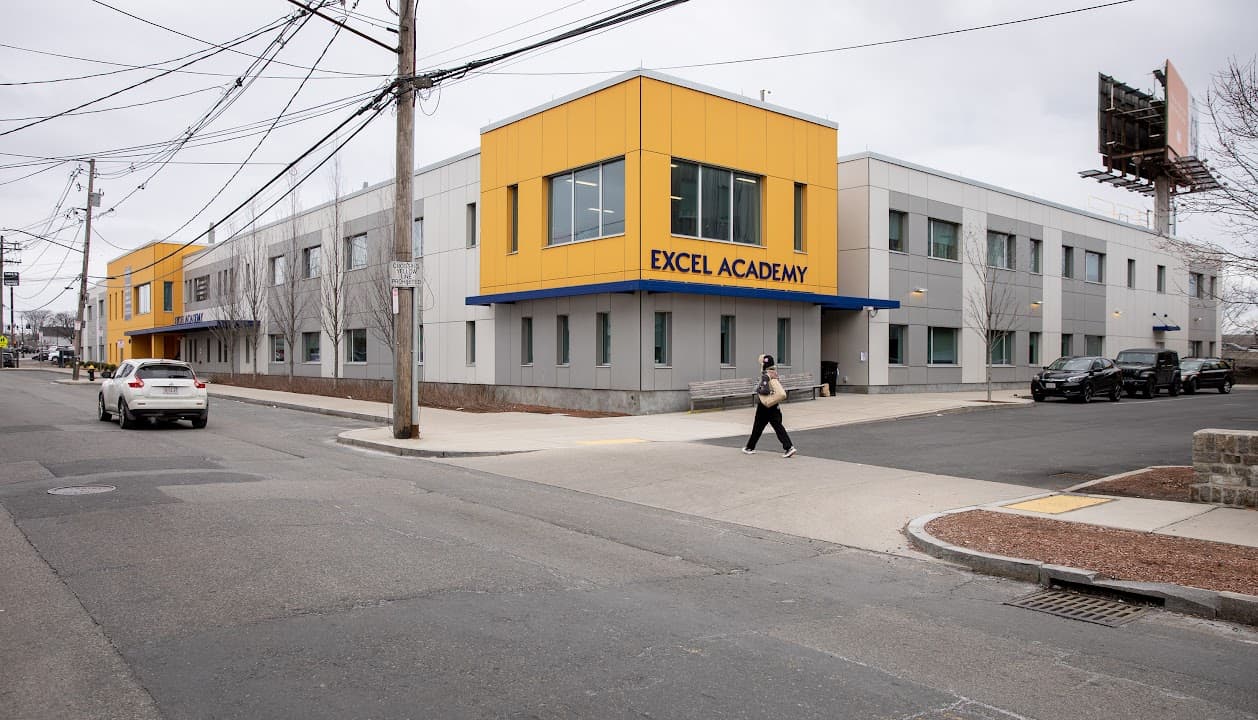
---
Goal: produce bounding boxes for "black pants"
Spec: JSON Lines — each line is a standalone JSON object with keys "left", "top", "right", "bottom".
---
{"left": 746, "top": 402, "right": 792, "bottom": 452}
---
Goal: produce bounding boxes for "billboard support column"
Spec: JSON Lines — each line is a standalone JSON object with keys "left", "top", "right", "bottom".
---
{"left": 1154, "top": 176, "right": 1171, "bottom": 237}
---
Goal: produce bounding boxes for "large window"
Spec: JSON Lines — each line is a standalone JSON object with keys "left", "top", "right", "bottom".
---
{"left": 302, "top": 332, "right": 320, "bottom": 362}
{"left": 987, "top": 231, "right": 1015, "bottom": 269}
{"left": 550, "top": 158, "right": 624, "bottom": 245}
{"left": 928, "top": 327, "right": 958, "bottom": 364}
{"left": 163, "top": 281, "right": 173, "bottom": 312}
{"left": 1085, "top": 251, "right": 1105, "bottom": 283}
{"left": 1062, "top": 246, "right": 1075, "bottom": 279}
{"left": 270, "top": 256, "right": 286, "bottom": 285}
{"left": 466, "top": 321, "right": 476, "bottom": 365}
{"left": 653, "top": 312, "right": 672, "bottom": 366}
{"left": 135, "top": 283, "right": 151, "bottom": 315}
{"left": 1156, "top": 264, "right": 1166, "bottom": 293}
{"left": 270, "top": 334, "right": 285, "bottom": 363}
{"left": 1029, "top": 331, "right": 1041, "bottom": 366}
{"left": 720, "top": 315, "right": 736, "bottom": 366}
{"left": 346, "top": 234, "right": 367, "bottom": 271}
{"left": 793, "top": 183, "right": 806, "bottom": 252}
{"left": 989, "top": 330, "right": 1012, "bottom": 365}
{"left": 596, "top": 312, "right": 611, "bottom": 366}
{"left": 303, "top": 246, "right": 321, "bottom": 279}
{"left": 776, "top": 318, "right": 791, "bottom": 366}
{"left": 888, "top": 211, "right": 906, "bottom": 253}
{"left": 670, "top": 159, "right": 760, "bottom": 245}
{"left": 1127, "top": 258, "right": 1136, "bottom": 288}
{"left": 1030, "top": 239, "right": 1042, "bottom": 274}
{"left": 556, "top": 315, "right": 570, "bottom": 365}
{"left": 928, "top": 219, "right": 958, "bottom": 260}
{"left": 345, "top": 328, "right": 366, "bottom": 363}
{"left": 1085, "top": 334, "right": 1104, "bottom": 356}
{"left": 521, "top": 317, "right": 533, "bottom": 365}
{"left": 889, "top": 324, "right": 906, "bottom": 365}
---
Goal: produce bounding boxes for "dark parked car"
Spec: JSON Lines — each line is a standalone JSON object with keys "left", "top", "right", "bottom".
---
{"left": 1180, "top": 357, "right": 1235, "bottom": 394}
{"left": 1032, "top": 356, "right": 1123, "bottom": 403}
{"left": 1115, "top": 347, "right": 1181, "bottom": 398}
{"left": 2, "top": 350, "right": 14, "bottom": 368}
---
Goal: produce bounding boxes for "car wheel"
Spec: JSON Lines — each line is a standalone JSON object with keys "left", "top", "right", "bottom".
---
{"left": 1079, "top": 384, "right": 1093, "bottom": 403}
{"left": 1185, "top": 379, "right": 1197, "bottom": 394}
{"left": 1109, "top": 383, "right": 1121, "bottom": 402}
{"left": 1032, "top": 391, "right": 1045, "bottom": 402}
{"left": 1220, "top": 379, "right": 1233, "bottom": 394}
{"left": 1169, "top": 379, "right": 1180, "bottom": 397}
{"left": 1143, "top": 379, "right": 1154, "bottom": 399}
{"left": 191, "top": 413, "right": 208, "bottom": 429}
{"left": 118, "top": 399, "right": 136, "bottom": 430}
{"left": 97, "top": 394, "right": 112, "bottom": 421}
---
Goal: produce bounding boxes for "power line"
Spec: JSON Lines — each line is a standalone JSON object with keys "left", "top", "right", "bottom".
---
{"left": 480, "top": 0, "right": 1139, "bottom": 76}
{"left": 0, "top": 84, "right": 225, "bottom": 123}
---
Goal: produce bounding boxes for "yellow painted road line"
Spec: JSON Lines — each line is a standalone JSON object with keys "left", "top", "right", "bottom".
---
{"left": 1003, "top": 494, "right": 1114, "bottom": 514}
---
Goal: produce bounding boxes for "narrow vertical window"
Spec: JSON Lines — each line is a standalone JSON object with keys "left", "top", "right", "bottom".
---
{"left": 1126, "top": 259, "right": 1136, "bottom": 289}
{"left": 521, "top": 317, "right": 533, "bottom": 365}
{"left": 413, "top": 217, "right": 424, "bottom": 256}
{"left": 1062, "top": 246, "right": 1074, "bottom": 279}
{"left": 1156, "top": 265, "right": 1166, "bottom": 293}
{"left": 888, "top": 211, "right": 905, "bottom": 253}
{"left": 466, "top": 202, "right": 478, "bottom": 248}
{"left": 720, "top": 315, "right": 736, "bottom": 366}
{"left": 888, "top": 325, "right": 906, "bottom": 365}
{"left": 508, "top": 185, "right": 519, "bottom": 253}
{"left": 466, "top": 321, "right": 476, "bottom": 365}
{"left": 303, "top": 332, "right": 320, "bottom": 362}
{"left": 793, "top": 183, "right": 806, "bottom": 252}
{"left": 1061, "top": 333, "right": 1073, "bottom": 357}
{"left": 927, "top": 219, "right": 958, "bottom": 260}
{"left": 596, "top": 312, "right": 611, "bottom": 366}
{"left": 417, "top": 324, "right": 424, "bottom": 364}
{"left": 1030, "top": 240, "right": 1042, "bottom": 273}
{"left": 1085, "top": 251, "right": 1104, "bottom": 283}
{"left": 162, "top": 281, "right": 173, "bottom": 312}
{"left": 776, "top": 318, "right": 791, "bottom": 366}
{"left": 556, "top": 315, "right": 570, "bottom": 365}
{"left": 653, "top": 312, "right": 672, "bottom": 366}
{"left": 1029, "top": 331, "right": 1041, "bottom": 365}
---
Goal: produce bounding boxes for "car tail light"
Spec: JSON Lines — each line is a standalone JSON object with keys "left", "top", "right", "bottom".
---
{"left": 194, "top": 380, "right": 206, "bottom": 389}
{"left": 128, "top": 378, "right": 144, "bottom": 389}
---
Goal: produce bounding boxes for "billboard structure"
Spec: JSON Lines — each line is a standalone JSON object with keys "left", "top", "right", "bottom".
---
{"left": 1079, "top": 60, "right": 1219, "bottom": 235}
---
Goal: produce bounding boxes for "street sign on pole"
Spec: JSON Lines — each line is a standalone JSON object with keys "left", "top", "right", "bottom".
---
{"left": 2, "top": 272, "right": 17, "bottom": 286}
{"left": 388, "top": 261, "right": 418, "bottom": 288}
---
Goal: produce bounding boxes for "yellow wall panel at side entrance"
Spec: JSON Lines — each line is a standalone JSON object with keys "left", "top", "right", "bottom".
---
{"left": 516, "top": 115, "right": 543, "bottom": 182}
{"left": 564, "top": 94, "right": 597, "bottom": 169}
{"left": 764, "top": 112, "right": 797, "bottom": 181}
{"left": 539, "top": 109, "right": 569, "bottom": 177}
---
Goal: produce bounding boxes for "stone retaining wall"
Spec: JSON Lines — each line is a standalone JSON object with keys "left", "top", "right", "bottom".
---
{"left": 1192, "top": 428, "right": 1258, "bottom": 508}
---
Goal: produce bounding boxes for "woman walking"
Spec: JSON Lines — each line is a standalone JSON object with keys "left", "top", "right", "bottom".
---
{"left": 743, "top": 354, "right": 797, "bottom": 458}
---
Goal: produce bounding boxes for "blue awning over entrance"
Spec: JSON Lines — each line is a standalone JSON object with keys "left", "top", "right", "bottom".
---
{"left": 125, "top": 320, "right": 257, "bottom": 337}
{"left": 1153, "top": 324, "right": 1182, "bottom": 332}
{"left": 467, "top": 279, "right": 899, "bottom": 310}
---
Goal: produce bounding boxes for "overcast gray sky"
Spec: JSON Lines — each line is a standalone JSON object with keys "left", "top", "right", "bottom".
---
{"left": 2, "top": 0, "right": 1253, "bottom": 315}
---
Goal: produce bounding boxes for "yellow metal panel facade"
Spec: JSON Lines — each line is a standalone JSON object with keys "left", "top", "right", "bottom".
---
{"left": 104, "top": 242, "right": 202, "bottom": 364}
{"left": 479, "top": 73, "right": 838, "bottom": 298}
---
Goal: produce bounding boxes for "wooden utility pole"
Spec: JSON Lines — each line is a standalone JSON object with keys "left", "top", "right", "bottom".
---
{"left": 71, "top": 159, "right": 95, "bottom": 381}
{"left": 391, "top": 2, "right": 417, "bottom": 438}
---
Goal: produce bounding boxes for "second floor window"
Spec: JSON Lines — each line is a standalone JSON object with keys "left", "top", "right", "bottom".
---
{"left": 671, "top": 159, "right": 760, "bottom": 245}
{"left": 270, "top": 256, "right": 286, "bottom": 285}
{"left": 135, "top": 283, "right": 151, "bottom": 315}
{"left": 1085, "top": 251, "right": 1104, "bottom": 283}
{"left": 163, "top": 281, "right": 173, "bottom": 312}
{"left": 1030, "top": 239, "right": 1042, "bottom": 274}
{"left": 928, "top": 219, "right": 958, "bottom": 261}
{"left": 346, "top": 234, "right": 367, "bottom": 271}
{"left": 888, "top": 211, "right": 906, "bottom": 253}
{"left": 193, "top": 275, "right": 209, "bottom": 301}
{"left": 987, "top": 231, "right": 1014, "bottom": 269}
{"left": 1062, "top": 246, "right": 1075, "bottom": 279}
{"left": 303, "top": 246, "right": 321, "bottom": 279}
{"left": 550, "top": 158, "right": 625, "bottom": 245}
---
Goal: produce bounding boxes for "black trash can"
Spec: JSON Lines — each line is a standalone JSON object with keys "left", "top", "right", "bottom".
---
{"left": 821, "top": 361, "right": 839, "bottom": 394}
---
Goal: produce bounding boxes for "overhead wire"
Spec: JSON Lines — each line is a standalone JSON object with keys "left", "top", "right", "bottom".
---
{"left": 0, "top": 83, "right": 226, "bottom": 123}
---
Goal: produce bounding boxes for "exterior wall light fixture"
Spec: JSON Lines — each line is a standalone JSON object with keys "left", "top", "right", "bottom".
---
{"left": 1112, "top": 309, "right": 1122, "bottom": 318}
{"left": 911, "top": 287, "right": 927, "bottom": 294}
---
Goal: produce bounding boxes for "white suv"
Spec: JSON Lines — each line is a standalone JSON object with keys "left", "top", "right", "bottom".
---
{"left": 98, "top": 358, "right": 209, "bottom": 429}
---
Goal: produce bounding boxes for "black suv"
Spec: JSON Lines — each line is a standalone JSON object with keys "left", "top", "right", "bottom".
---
{"left": 1115, "top": 348, "right": 1181, "bottom": 398}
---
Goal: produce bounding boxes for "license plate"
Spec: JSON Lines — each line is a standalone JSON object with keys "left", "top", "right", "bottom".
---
{"left": 1045, "top": 382, "right": 1056, "bottom": 388}
{"left": 162, "top": 386, "right": 178, "bottom": 395}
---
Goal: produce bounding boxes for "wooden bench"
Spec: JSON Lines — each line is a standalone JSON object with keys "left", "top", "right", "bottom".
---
{"left": 688, "top": 372, "right": 823, "bottom": 411}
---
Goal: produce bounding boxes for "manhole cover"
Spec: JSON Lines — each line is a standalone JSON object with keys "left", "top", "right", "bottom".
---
{"left": 47, "top": 485, "right": 116, "bottom": 496}
{"left": 1049, "top": 471, "right": 1102, "bottom": 483}
{"left": 1005, "top": 589, "right": 1148, "bottom": 626}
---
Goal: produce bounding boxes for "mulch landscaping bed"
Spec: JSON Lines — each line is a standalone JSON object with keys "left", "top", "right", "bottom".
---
{"left": 927, "top": 510, "right": 1258, "bottom": 596}
{"left": 1084, "top": 466, "right": 1196, "bottom": 502}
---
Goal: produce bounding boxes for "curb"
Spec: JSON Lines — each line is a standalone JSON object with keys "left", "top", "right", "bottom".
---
{"left": 209, "top": 391, "right": 389, "bottom": 424}
{"left": 335, "top": 432, "right": 528, "bottom": 459}
{"left": 906, "top": 509, "right": 1258, "bottom": 627}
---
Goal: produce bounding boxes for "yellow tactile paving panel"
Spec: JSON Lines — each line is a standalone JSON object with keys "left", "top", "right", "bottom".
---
{"left": 1002, "top": 494, "right": 1114, "bottom": 514}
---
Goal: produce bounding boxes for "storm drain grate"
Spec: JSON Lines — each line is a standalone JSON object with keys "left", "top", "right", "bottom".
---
{"left": 47, "top": 485, "right": 116, "bottom": 496}
{"left": 1005, "top": 589, "right": 1149, "bottom": 626}
{"left": 1049, "top": 471, "right": 1102, "bottom": 483}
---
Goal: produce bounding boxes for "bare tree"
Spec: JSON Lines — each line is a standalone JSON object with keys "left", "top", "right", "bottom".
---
{"left": 238, "top": 203, "right": 268, "bottom": 374}
{"left": 361, "top": 237, "right": 396, "bottom": 354}
{"left": 319, "top": 154, "right": 347, "bottom": 381}
{"left": 964, "top": 228, "right": 1025, "bottom": 402}
{"left": 23, "top": 308, "right": 51, "bottom": 348}
{"left": 206, "top": 239, "right": 243, "bottom": 375}
{"left": 267, "top": 172, "right": 312, "bottom": 381}
{"left": 50, "top": 311, "right": 77, "bottom": 345}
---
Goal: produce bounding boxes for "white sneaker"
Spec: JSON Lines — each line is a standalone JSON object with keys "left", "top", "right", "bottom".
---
{"left": 742, "top": 448, "right": 756, "bottom": 455}
{"left": 782, "top": 447, "right": 797, "bottom": 458}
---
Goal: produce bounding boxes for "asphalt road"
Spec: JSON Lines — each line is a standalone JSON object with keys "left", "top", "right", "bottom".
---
{"left": 709, "top": 387, "right": 1258, "bottom": 490}
{"left": 1, "top": 370, "right": 1256, "bottom": 720}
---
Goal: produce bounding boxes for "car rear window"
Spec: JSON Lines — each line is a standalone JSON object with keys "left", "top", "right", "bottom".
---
{"left": 1117, "top": 352, "right": 1155, "bottom": 364}
{"left": 135, "top": 364, "right": 195, "bottom": 380}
